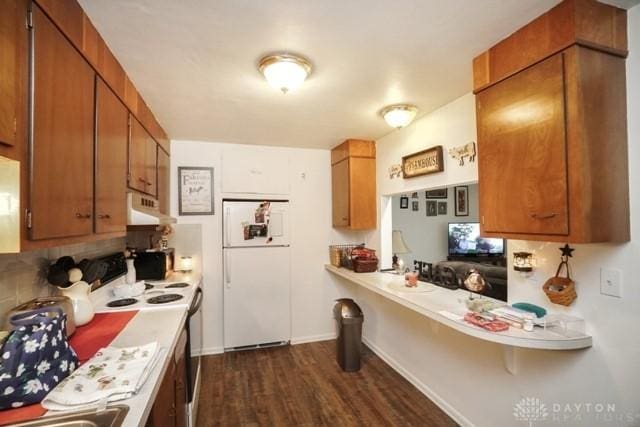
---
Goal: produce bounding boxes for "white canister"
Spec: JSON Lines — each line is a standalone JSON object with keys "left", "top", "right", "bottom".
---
{"left": 125, "top": 258, "right": 136, "bottom": 285}
{"left": 58, "top": 281, "right": 94, "bottom": 326}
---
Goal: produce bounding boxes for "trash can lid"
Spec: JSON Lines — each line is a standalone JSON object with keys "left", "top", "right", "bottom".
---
{"left": 333, "top": 298, "right": 363, "bottom": 319}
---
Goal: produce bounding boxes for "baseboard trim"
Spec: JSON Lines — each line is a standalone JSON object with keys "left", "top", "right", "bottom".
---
{"left": 291, "top": 332, "right": 336, "bottom": 345}
{"left": 362, "top": 336, "right": 474, "bottom": 427}
{"left": 195, "top": 346, "right": 224, "bottom": 356}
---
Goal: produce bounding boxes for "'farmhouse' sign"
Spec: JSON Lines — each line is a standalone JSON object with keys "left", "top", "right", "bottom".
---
{"left": 402, "top": 146, "right": 444, "bottom": 178}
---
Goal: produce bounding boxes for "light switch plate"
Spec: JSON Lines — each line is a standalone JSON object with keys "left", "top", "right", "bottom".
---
{"left": 600, "top": 268, "right": 623, "bottom": 298}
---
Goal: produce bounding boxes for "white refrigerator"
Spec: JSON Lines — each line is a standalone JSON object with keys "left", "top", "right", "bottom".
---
{"left": 222, "top": 200, "right": 291, "bottom": 349}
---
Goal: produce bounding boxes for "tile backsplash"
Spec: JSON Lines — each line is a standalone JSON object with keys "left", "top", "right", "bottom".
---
{"left": 0, "top": 238, "right": 125, "bottom": 328}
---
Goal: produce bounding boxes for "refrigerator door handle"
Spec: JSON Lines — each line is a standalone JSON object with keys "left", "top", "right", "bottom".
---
{"left": 224, "top": 251, "right": 231, "bottom": 288}
{"left": 224, "top": 207, "right": 231, "bottom": 247}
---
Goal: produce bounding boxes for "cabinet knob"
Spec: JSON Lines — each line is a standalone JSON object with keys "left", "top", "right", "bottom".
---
{"left": 75, "top": 213, "right": 91, "bottom": 219}
{"left": 145, "top": 181, "right": 152, "bottom": 186}
{"left": 530, "top": 212, "right": 558, "bottom": 219}
{"left": 138, "top": 177, "right": 146, "bottom": 183}
{"left": 97, "top": 214, "right": 111, "bottom": 219}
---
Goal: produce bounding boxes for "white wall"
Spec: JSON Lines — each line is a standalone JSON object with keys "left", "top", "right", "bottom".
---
{"left": 391, "top": 184, "right": 479, "bottom": 266}
{"left": 333, "top": 7, "right": 640, "bottom": 426}
{"left": 169, "top": 141, "right": 349, "bottom": 353}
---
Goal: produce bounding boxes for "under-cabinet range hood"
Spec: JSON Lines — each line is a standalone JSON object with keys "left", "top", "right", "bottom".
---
{"left": 0, "top": 156, "right": 20, "bottom": 253}
{"left": 127, "top": 192, "right": 176, "bottom": 227}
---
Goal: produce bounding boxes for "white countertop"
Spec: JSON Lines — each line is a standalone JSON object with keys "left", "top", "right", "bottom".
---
{"left": 326, "top": 265, "right": 592, "bottom": 350}
{"left": 46, "top": 272, "right": 202, "bottom": 426}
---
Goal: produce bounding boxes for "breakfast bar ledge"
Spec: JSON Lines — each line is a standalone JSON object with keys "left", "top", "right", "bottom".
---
{"left": 326, "top": 265, "right": 592, "bottom": 374}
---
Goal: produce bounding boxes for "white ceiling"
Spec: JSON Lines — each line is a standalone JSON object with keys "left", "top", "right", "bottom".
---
{"left": 78, "top": 0, "right": 632, "bottom": 149}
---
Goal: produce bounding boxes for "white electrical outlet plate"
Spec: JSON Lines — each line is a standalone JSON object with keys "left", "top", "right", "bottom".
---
{"left": 600, "top": 268, "right": 623, "bottom": 298}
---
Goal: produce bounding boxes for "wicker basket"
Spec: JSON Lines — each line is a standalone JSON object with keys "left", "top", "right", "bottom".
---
{"left": 353, "top": 257, "right": 378, "bottom": 273}
{"left": 543, "top": 260, "right": 577, "bottom": 306}
{"left": 328, "top": 243, "right": 364, "bottom": 270}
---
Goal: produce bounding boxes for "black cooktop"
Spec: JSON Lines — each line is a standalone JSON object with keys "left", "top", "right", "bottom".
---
{"left": 107, "top": 298, "right": 138, "bottom": 308}
{"left": 147, "top": 294, "right": 184, "bottom": 304}
{"left": 165, "top": 282, "right": 189, "bottom": 289}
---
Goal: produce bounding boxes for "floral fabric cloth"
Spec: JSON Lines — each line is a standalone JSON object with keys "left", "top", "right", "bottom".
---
{"left": 0, "top": 307, "right": 78, "bottom": 410}
{"left": 41, "top": 342, "right": 159, "bottom": 411}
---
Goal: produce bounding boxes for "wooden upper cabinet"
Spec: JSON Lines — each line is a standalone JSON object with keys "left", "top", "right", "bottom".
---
{"left": 129, "top": 115, "right": 158, "bottom": 196}
{"left": 474, "top": 2, "right": 629, "bottom": 243}
{"left": 95, "top": 78, "right": 128, "bottom": 234}
{"left": 477, "top": 54, "right": 569, "bottom": 237}
{"left": 472, "top": 0, "right": 627, "bottom": 93}
{"left": 31, "top": 5, "right": 95, "bottom": 240}
{"left": 0, "top": 0, "right": 25, "bottom": 148}
{"left": 129, "top": 115, "right": 148, "bottom": 193}
{"left": 331, "top": 140, "right": 376, "bottom": 230}
{"left": 34, "top": 0, "right": 84, "bottom": 48}
{"left": 157, "top": 148, "right": 170, "bottom": 215}
{"left": 145, "top": 135, "right": 158, "bottom": 197}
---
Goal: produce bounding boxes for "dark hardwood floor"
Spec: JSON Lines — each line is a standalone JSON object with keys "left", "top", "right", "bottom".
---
{"left": 196, "top": 340, "right": 457, "bottom": 426}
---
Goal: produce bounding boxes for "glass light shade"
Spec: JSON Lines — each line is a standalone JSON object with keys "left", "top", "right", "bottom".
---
{"left": 392, "top": 230, "right": 411, "bottom": 254}
{"left": 259, "top": 54, "right": 312, "bottom": 93}
{"left": 381, "top": 104, "right": 418, "bottom": 128}
{"left": 513, "top": 252, "right": 534, "bottom": 272}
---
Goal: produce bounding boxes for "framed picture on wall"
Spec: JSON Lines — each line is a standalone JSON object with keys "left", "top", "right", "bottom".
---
{"left": 178, "top": 167, "right": 214, "bottom": 215}
{"left": 438, "top": 201, "right": 447, "bottom": 215}
{"left": 400, "top": 195, "right": 409, "bottom": 209}
{"left": 426, "top": 200, "right": 437, "bottom": 217}
{"left": 454, "top": 185, "right": 469, "bottom": 216}
{"left": 425, "top": 188, "right": 448, "bottom": 199}
{"left": 412, "top": 201, "right": 419, "bottom": 211}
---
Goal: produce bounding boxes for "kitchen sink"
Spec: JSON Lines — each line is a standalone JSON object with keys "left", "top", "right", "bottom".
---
{"left": 12, "top": 405, "right": 129, "bottom": 427}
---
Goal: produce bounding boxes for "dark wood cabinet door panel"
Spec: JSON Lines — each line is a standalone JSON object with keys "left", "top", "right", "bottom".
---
{"left": 145, "top": 136, "right": 157, "bottom": 197}
{"left": 128, "top": 116, "right": 147, "bottom": 193}
{"left": 31, "top": 6, "right": 95, "bottom": 240}
{"left": 157, "top": 148, "right": 170, "bottom": 215}
{"left": 331, "top": 159, "right": 350, "bottom": 227}
{"left": 0, "top": 0, "right": 22, "bottom": 147}
{"left": 477, "top": 53, "right": 569, "bottom": 236}
{"left": 95, "top": 78, "right": 128, "bottom": 234}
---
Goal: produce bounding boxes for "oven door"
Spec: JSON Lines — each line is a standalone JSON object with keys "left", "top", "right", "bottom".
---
{"left": 186, "top": 287, "right": 203, "bottom": 405}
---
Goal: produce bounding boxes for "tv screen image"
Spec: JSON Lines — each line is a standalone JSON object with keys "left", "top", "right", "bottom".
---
{"left": 448, "top": 223, "right": 504, "bottom": 256}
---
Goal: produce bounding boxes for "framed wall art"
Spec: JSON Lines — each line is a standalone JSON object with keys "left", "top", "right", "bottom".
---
{"left": 178, "top": 167, "right": 214, "bottom": 215}
{"left": 412, "top": 201, "right": 419, "bottom": 211}
{"left": 400, "top": 195, "right": 409, "bottom": 209}
{"left": 402, "top": 146, "right": 444, "bottom": 178}
{"left": 426, "top": 200, "right": 437, "bottom": 217}
{"left": 438, "top": 201, "right": 447, "bottom": 215}
{"left": 454, "top": 185, "right": 469, "bottom": 216}
{"left": 425, "top": 188, "right": 448, "bottom": 199}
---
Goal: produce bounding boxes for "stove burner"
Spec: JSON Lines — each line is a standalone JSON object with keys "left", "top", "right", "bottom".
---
{"left": 107, "top": 298, "right": 138, "bottom": 308}
{"left": 165, "top": 282, "right": 189, "bottom": 289}
{"left": 147, "top": 294, "right": 184, "bottom": 304}
{"left": 144, "top": 283, "right": 155, "bottom": 290}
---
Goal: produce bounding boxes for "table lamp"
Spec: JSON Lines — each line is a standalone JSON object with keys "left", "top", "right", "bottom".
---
{"left": 391, "top": 230, "right": 411, "bottom": 273}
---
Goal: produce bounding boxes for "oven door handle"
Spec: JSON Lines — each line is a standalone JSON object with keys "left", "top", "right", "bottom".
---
{"left": 188, "top": 287, "right": 203, "bottom": 318}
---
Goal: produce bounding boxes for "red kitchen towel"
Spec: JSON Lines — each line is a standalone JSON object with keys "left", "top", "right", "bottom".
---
{"left": 69, "top": 310, "right": 139, "bottom": 363}
{"left": 0, "top": 311, "right": 138, "bottom": 426}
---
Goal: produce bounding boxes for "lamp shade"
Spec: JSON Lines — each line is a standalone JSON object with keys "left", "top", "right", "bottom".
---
{"left": 392, "top": 230, "right": 411, "bottom": 254}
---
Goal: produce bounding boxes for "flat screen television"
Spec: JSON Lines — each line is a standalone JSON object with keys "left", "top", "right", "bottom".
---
{"left": 448, "top": 222, "right": 504, "bottom": 256}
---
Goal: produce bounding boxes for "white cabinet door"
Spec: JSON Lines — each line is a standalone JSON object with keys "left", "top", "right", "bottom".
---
{"left": 221, "top": 148, "right": 290, "bottom": 195}
{"left": 223, "top": 246, "right": 291, "bottom": 348}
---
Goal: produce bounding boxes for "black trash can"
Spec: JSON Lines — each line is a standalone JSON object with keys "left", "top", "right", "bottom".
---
{"left": 333, "top": 298, "right": 364, "bottom": 372}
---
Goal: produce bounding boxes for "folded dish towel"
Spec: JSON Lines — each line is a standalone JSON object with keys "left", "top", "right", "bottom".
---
{"left": 41, "top": 342, "right": 162, "bottom": 411}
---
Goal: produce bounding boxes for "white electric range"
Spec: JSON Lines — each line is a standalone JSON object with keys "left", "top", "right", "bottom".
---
{"left": 90, "top": 272, "right": 201, "bottom": 313}
{"left": 88, "top": 252, "right": 204, "bottom": 427}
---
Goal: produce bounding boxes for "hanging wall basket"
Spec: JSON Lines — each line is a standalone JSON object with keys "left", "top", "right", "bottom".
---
{"left": 543, "top": 258, "right": 577, "bottom": 306}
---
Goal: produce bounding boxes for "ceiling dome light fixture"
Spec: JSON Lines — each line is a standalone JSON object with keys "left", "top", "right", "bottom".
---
{"left": 258, "top": 53, "right": 312, "bottom": 94}
{"left": 380, "top": 104, "right": 419, "bottom": 128}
